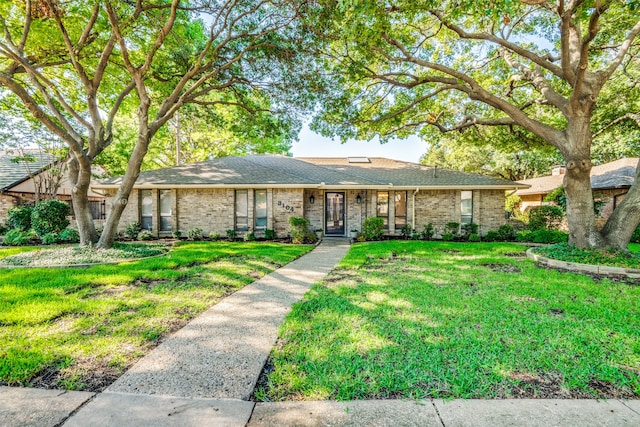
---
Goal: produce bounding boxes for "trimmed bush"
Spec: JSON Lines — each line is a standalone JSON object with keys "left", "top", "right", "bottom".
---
{"left": 289, "top": 216, "right": 311, "bottom": 244}
{"left": 516, "top": 230, "right": 532, "bottom": 242}
{"left": 226, "top": 229, "right": 236, "bottom": 240}
{"left": 400, "top": 224, "right": 412, "bottom": 239}
{"left": 421, "top": 222, "right": 435, "bottom": 240}
{"left": 41, "top": 232, "right": 60, "bottom": 245}
{"left": 187, "top": 228, "right": 204, "bottom": 241}
{"left": 530, "top": 229, "right": 568, "bottom": 244}
{"left": 304, "top": 232, "right": 319, "bottom": 244}
{"left": 264, "top": 229, "right": 276, "bottom": 240}
{"left": 125, "top": 222, "right": 141, "bottom": 240}
{"left": 528, "top": 205, "right": 564, "bottom": 231}
{"left": 3, "top": 229, "right": 31, "bottom": 246}
{"left": 461, "top": 222, "right": 478, "bottom": 240}
{"left": 445, "top": 222, "right": 460, "bottom": 240}
{"left": 172, "top": 230, "right": 182, "bottom": 239}
{"left": 483, "top": 230, "right": 501, "bottom": 242}
{"left": 244, "top": 231, "right": 256, "bottom": 242}
{"left": 361, "top": 217, "right": 384, "bottom": 241}
{"left": 441, "top": 233, "right": 454, "bottom": 241}
{"left": 631, "top": 224, "right": 640, "bottom": 243}
{"left": 59, "top": 228, "right": 80, "bottom": 243}
{"left": 31, "top": 200, "right": 70, "bottom": 237}
{"left": 468, "top": 233, "right": 481, "bottom": 242}
{"left": 137, "top": 230, "right": 154, "bottom": 241}
{"left": 7, "top": 205, "right": 33, "bottom": 231}
{"left": 497, "top": 224, "right": 516, "bottom": 241}
{"left": 209, "top": 231, "right": 221, "bottom": 240}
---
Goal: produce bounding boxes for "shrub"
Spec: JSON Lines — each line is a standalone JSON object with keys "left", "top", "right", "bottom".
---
{"left": 125, "top": 222, "right": 141, "bottom": 239}
{"left": 632, "top": 224, "right": 640, "bottom": 244}
{"left": 530, "top": 229, "right": 569, "bottom": 244}
{"left": 289, "top": 216, "right": 311, "bottom": 244}
{"left": 226, "top": 229, "right": 236, "bottom": 240}
{"left": 361, "top": 217, "right": 384, "bottom": 241}
{"left": 544, "top": 186, "right": 566, "bottom": 211}
{"left": 7, "top": 205, "right": 33, "bottom": 231}
{"left": 441, "top": 233, "right": 454, "bottom": 241}
{"left": 31, "top": 200, "right": 70, "bottom": 237}
{"left": 421, "top": 222, "right": 435, "bottom": 240}
{"left": 411, "top": 232, "right": 421, "bottom": 240}
{"left": 172, "top": 230, "right": 182, "bottom": 239}
{"left": 516, "top": 230, "right": 532, "bottom": 242}
{"left": 41, "top": 232, "right": 60, "bottom": 245}
{"left": 304, "top": 232, "right": 318, "bottom": 244}
{"left": 187, "top": 228, "right": 204, "bottom": 241}
{"left": 445, "top": 222, "right": 460, "bottom": 239}
{"left": 528, "top": 205, "right": 564, "bottom": 230}
{"left": 497, "top": 224, "right": 516, "bottom": 241}
{"left": 244, "top": 231, "right": 256, "bottom": 242}
{"left": 3, "top": 229, "right": 31, "bottom": 246}
{"left": 468, "top": 233, "right": 481, "bottom": 242}
{"left": 59, "top": 228, "right": 80, "bottom": 243}
{"left": 461, "top": 222, "right": 478, "bottom": 240}
{"left": 0, "top": 223, "right": 8, "bottom": 235}
{"left": 209, "top": 231, "right": 221, "bottom": 240}
{"left": 137, "top": 230, "right": 154, "bottom": 241}
{"left": 264, "top": 229, "right": 276, "bottom": 240}
{"left": 483, "top": 230, "right": 501, "bottom": 242}
{"left": 400, "top": 224, "right": 413, "bottom": 239}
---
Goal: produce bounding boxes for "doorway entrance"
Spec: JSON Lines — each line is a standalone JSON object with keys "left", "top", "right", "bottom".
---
{"left": 325, "top": 192, "right": 345, "bottom": 235}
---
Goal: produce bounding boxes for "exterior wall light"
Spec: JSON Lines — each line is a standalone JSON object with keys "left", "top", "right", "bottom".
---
{"left": 309, "top": 194, "right": 315, "bottom": 204}
{"left": 356, "top": 193, "right": 362, "bottom": 204}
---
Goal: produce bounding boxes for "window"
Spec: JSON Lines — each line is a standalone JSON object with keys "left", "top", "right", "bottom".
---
{"left": 159, "top": 190, "right": 173, "bottom": 231}
{"left": 140, "top": 189, "right": 153, "bottom": 230}
{"left": 235, "top": 190, "right": 248, "bottom": 231}
{"left": 254, "top": 189, "right": 267, "bottom": 230}
{"left": 461, "top": 190, "right": 473, "bottom": 224}
{"left": 377, "top": 191, "right": 389, "bottom": 229}
{"left": 395, "top": 191, "right": 407, "bottom": 229}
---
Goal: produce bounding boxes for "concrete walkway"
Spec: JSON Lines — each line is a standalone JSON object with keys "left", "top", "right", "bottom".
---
{"left": 2, "top": 238, "right": 640, "bottom": 426}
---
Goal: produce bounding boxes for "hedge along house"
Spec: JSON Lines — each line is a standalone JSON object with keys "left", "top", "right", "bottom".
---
{"left": 92, "top": 155, "right": 528, "bottom": 238}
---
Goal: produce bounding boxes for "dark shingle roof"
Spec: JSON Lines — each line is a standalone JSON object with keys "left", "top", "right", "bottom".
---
{"left": 0, "top": 150, "right": 57, "bottom": 190}
{"left": 516, "top": 158, "right": 638, "bottom": 196}
{"left": 95, "top": 155, "right": 525, "bottom": 189}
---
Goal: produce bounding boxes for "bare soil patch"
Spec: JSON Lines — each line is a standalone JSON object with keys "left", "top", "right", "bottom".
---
{"left": 481, "top": 263, "right": 521, "bottom": 273}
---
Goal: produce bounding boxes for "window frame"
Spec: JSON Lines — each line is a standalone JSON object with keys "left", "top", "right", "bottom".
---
{"left": 159, "top": 189, "right": 173, "bottom": 232}
{"left": 254, "top": 189, "right": 267, "bottom": 230}
{"left": 461, "top": 190, "right": 473, "bottom": 224}
{"left": 377, "top": 191, "right": 389, "bottom": 229}
{"left": 394, "top": 191, "right": 407, "bottom": 229}
{"left": 140, "top": 189, "right": 153, "bottom": 231}
{"left": 235, "top": 189, "right": 249, "bottom": 231}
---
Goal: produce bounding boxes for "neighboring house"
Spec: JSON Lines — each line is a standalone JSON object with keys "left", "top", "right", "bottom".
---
{"left": 0, "top": 150, "right": 106, "bottom": 223}
{"left": 93, "top": 155, "right": 528, "bottom": 238}
{"left": 515, "top": 158, "right": 638, "bottom": 219}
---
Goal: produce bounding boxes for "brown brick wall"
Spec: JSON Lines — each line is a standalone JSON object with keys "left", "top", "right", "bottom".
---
{"left": 272, "top": 189, "right": 304, "bottom": 237}
{"left": 0, "top": 194, "right": 18, "bottom": 224}
{"left": 176, "top": 188, "right": 234, "bottom": 235}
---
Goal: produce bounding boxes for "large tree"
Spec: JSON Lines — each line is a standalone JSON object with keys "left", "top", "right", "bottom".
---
{"left": 0, "top": 0, "right": 304, "bottom": 247}
{"left": 310, "top": 0, "right": 640, "bottom": 249}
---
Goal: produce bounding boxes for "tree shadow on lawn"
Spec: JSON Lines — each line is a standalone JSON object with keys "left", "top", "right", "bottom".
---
{"left": 258, "top": 246, "right": 640, "bottom": 401}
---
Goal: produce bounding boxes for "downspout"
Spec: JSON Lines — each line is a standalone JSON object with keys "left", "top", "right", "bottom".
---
{"left": 412, "top": 187, "right": 419, "bottom": 231}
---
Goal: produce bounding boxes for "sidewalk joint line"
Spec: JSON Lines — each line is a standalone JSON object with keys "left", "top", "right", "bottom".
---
{"left": 53, "top": 392, "right": 97, "bottom": 427}
{"left": 619, "top": 399, "right": 640, "bottom": 417}
{"left": 430, "top": 398, "right": 446, "bottom": 427}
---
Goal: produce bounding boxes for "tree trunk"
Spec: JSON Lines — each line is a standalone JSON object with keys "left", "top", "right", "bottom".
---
{"left": 600, "top": 159, "right": 640, "bottom": 250}
{"left": 68, "top": 156, "right": 97, "bottom": 245}
{"left": 97, "top": 133, "right": 152, "bottom": 249}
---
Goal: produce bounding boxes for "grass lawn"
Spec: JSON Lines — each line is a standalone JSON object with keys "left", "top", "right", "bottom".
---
{"left": 0, "top": 241, "right": 311, "bottom": 391}
{"left": 256, "top": 241, "right": 640, "bottom": 401}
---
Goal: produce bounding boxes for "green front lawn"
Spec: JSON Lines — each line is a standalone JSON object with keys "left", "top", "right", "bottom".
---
{"left": 257, "top": 241, "right": 640, "bottom": 400}
{"left": 0, "top": 241, "right": 311, "bottom": 391}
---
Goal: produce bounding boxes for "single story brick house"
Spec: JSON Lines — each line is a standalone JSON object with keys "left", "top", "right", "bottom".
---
{"left": 515, "top": 158, "right": 637, "bottom": 219}
{"left": 93, "top": 155, "right": 527, "bottom": 238}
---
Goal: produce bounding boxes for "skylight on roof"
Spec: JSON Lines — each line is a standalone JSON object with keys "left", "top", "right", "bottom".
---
{"left": 348, "top": 157, "right": 371, "bottom": 163}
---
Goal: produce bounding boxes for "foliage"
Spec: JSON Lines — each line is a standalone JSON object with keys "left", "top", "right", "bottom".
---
{"left": 137, "top": 230, "right": 154, "bottom": 241}
{"left": 497, "top": 224, "right": 516, "bottom": 242}
{"left": 30, "top": 200, "right": 70, "bottom": 238}
{"left": 304, "top": 232, "right": 319, "bottom": 244}
{"left": 400, "top": 224, "right": 412, "bottom": 239}
{"left": 544, "top": 187, "right": 567, "bottom": 211}
{"left": 483, "top": 231, "right": 501, "bottom": 242}
{"left": 209, "top": 231, "right": 221, "bottom": 241}
{"left": 41, "top": 233, "right": 60, "bottom": 245}
{"left": 361, "top": 217, "right": 384, "bottom": 241}
{"left": 226, "top": 230, "right": 236, "bottom": 241}
{"left": 2, "top": 229, "right": 32, "bottom": 246}
{"left": 7, "top": 206, "right": 33, "bottom": 232}
{"left": 505, "top": 194, "right": 522, "bottom": 217}
{"left": 411, "top": 232, "right": 420, "bottom": 240}
{"left": 421, "top": 223, "right": 435, "bottom": 240}
{"left": 187, "top": 228, "right": 204, "bottom": 241}
{"left": 59, "top": 228, "right": 80, "bottom": 244}
{"left": 468, "top": 233, "right": 481, "bottom": 242}
{"left": 528, "top": 206, "right": 564, "bottom": 231}
{"left": 461, "top": 222, "right": 478, "bottom": 240}
{"left": 244, "top": 231, "right": 256, "bottom": 242}
{"left": 441, "top": 233, "right": 454, "bottom": 242}
{"left": 124, "top": 222, "right": 141, "bottom": 240}
{"left": 534, "top": 243, "right": 640, "bottom": 269}
{"left": 289, "top": 217, "right": 311, "bottom": 244}
{"left": 172, "top": 230, "right": 182, "bottom": 239}
{"left": 264, "top": 229, "right": 276, "bottom": 240}
{"left": 632, "top": 224, "right": 640, "bottom": 244}
{"left": 518, "top": 229, "right": 569, "bottom": 244}
{"left": 0, "top": 223, "right": 8, "bottom": 235}
{"left": 445, "top": 222, "right": 461, "bottom": 240}
{"left": 257, "top": 241, "right": 640, "bottom": 400}
{"left": 0, "top": 241, "right": 311, "bottom": 388}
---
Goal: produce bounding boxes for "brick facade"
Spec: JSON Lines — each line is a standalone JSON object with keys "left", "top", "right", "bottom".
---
{"left": 0, "top": 194, "right": 18, "bottom": 224}
{"left": 105, "top": 187, "right": 507, "bottom": 238}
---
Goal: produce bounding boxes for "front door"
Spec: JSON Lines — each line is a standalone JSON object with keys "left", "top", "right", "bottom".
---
{"left": 325, "top": 192, "right": 345, "bottom": 235}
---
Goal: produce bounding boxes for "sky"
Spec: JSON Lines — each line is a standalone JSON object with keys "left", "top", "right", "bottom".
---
{"left": 290, "top": 123, "right": 429, "bottom": 163}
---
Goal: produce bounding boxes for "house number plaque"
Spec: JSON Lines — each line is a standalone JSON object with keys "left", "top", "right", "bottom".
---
{"left": 277, "top": 200, "right": 295, "bottom": 212}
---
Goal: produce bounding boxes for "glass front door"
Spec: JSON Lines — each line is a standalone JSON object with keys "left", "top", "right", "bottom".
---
{"left": 325, "top": 192, "right": 345, "bottom": 235}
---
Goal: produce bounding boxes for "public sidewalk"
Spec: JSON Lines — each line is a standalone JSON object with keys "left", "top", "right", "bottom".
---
{"left": 1, "top": 238, "right": 639, "bottom": 426}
